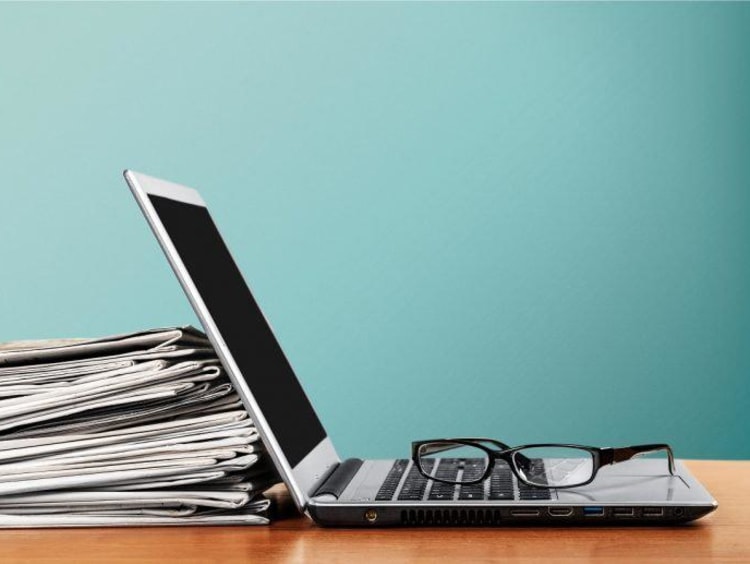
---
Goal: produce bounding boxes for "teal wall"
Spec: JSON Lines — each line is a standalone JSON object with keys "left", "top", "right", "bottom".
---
{"left": 1, "top": 3, "right": 748, "bottom": 460}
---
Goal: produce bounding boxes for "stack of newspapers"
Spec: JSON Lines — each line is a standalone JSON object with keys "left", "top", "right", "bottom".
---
{"left": 0, "top": 327, "right": 278, "bottom": 527}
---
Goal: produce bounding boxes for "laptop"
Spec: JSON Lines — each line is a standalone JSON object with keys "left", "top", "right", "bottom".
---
{"left": 124, "top": 170, "right": 717, "bottom": 526}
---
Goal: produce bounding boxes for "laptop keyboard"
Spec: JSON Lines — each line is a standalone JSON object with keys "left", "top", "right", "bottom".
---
{"left": 375, "top": 459, "right": 409, "bottom": 501}
{"left": 375, "top": 459, "right": 552, "bottom": 502}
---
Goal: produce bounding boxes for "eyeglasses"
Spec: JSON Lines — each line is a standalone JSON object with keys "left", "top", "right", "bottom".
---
{"left": 412, "top": 438, "right": 676, "bottom": 489}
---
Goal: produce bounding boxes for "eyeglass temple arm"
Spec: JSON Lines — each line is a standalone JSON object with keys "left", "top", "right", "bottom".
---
{"left": 600, "top": 444, "right": 676, "bottom": 475}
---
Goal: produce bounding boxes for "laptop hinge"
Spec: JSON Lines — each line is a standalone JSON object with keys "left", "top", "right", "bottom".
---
{"left": 312, "top": 458, "right": 363, "bottom": 499}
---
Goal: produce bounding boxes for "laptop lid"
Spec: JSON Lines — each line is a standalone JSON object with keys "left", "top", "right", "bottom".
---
{"left": 124, "top": 170, "right": 340, "bottom": 510}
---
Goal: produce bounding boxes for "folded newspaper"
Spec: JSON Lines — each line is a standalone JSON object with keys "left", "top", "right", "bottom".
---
{"left": 0, "top": 327, "right": 279, "bottom": 527}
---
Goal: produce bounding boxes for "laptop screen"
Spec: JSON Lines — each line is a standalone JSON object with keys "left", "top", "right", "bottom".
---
{"left": 148, "top": 194, "right": 326, "bottom": 468}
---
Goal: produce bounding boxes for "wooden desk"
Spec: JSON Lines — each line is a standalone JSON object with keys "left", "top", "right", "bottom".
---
{"left": 0, "top": 460, "right": 746, "bottom": 563}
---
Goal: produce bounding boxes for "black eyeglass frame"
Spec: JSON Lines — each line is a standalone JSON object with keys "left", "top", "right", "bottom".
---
{"left": 411, "top": 438, "right": 676, "bottom": 489}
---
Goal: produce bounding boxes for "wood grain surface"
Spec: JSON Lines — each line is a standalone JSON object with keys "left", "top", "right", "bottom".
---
{"left": 0, "top": 460, "right": 746, "bottom": 563}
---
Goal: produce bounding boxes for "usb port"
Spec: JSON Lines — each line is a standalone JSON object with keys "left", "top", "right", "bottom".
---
{"left": 583, "top": 506, "right": 604, "bottom": 516}
{"left": 613, "top": 507, "right": 634, "bottom": 517}
{"left": 548, "top": 507, "right": 573, "bottom": 517}
{"left": 643, "top": 507, "right": 664, "bottom": 517}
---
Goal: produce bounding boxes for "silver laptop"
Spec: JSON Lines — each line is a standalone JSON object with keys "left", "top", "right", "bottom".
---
{"left": 125, "top": 170, "right": 717, "bottom": 526}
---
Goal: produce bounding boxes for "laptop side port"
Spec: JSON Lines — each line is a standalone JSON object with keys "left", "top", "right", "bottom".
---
{"left": 643, "top": 507, "right": 664, "bottom": 517}
{"left": 510, "top": 509, "right": 540, "bottom": 517}
{"left": 548, "top": 507, "right": 573, "bottom": 517}
{"left": 583, "top": 506, "right": 605, "bottom": 517}
{"left": 612, "top": 507, "right": 635, "bottom": 518}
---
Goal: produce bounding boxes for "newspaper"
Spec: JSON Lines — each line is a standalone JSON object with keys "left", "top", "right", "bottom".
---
{"left": 0, "top": 327, "right": 279, "bottom": 527}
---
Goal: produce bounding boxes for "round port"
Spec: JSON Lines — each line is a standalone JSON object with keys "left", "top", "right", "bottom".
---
{"left": 364, "top": 509, "right": 378, "bottom": 523}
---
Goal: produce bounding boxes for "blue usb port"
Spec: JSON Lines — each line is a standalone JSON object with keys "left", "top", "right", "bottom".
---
{"left": 583, "top": 506, "right": 604, "bottom": 516}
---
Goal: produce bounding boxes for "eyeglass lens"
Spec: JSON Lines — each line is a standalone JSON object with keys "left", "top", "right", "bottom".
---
{"left": 512, "top": 446, "right": 594, "bottom": 487}
{"left": 417, "top": 442, "right": 489, "bottom": 483}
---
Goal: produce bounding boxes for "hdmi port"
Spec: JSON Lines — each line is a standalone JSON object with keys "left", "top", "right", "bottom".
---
{"left": 548, "top": 507, "right": 573, "bottom": 517}
{"left": 510, "top": 509, "right": 540, "bottom": 517}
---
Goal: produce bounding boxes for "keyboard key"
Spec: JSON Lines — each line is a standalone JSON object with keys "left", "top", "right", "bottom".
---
{"left": 428, "top": 479, "right": 457, "bottom": 500}
{"left": 518, "top": 481, "right": 552, "bottom": 501}
{"left": 428, "top": 489, "right": 455, "bottom": 501}
{"left": 488, "top": 490, "right": 514, "bottom": 500}
{"left": 488, "top": 463, "right": 514, "bottom": 500}
{"left": 458, "top": 484, "right": 485, "bottom": 500}
{"left": 375, "top": 459, "right": 409, "bottom": 501}
{"left": 519, "top": 490, "right": 552, "bottom": 500}
{"left": 397, "top": 464, "right": 431, "bottom": 501}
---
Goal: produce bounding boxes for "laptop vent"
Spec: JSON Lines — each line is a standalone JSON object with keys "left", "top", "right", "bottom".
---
{"left": 400, "top": 509, "right": 502, "bottom": 526}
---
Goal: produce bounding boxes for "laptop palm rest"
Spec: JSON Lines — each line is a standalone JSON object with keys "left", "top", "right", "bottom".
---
{"left": 557, "top": 460, "right": 692, "bottom": 503}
